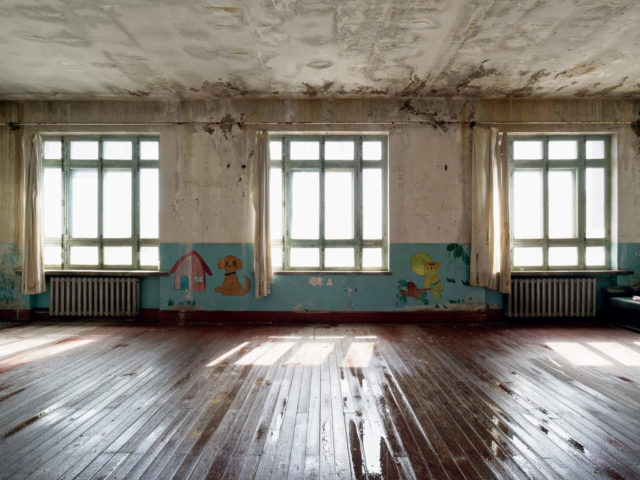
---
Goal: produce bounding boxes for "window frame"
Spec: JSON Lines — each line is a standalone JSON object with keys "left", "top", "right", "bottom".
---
{"left": 509, "top": 134, "right": 611, "bottom": 270}
{"left": 42, "top": 135, "right": 159, "bottom": 270}
{"left": 270, "top": 134, "right": 389, "bottom": 272}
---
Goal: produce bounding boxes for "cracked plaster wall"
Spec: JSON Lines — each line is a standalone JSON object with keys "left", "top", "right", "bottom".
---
{"left": 1, "top": 97, "right": 640, "bottom": 300}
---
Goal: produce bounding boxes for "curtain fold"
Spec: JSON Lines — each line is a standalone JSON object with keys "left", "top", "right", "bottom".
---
{"left": 251, "top": 130, "right": 274, "bottom": 299}
{"left": 22, "top": 133, "right": 46, "bottom": 294}
{"left": 470, "top": 127, "right": 511, "bottom": 294}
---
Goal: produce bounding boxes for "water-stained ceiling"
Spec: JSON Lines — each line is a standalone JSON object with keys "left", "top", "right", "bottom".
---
{"left": 1, "top": 0, "right": 640, "bottom": 99}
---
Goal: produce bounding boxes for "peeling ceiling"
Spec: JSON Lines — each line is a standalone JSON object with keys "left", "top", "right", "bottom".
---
{"left": 1, "top": 0, "right": 640, "bottom": 99}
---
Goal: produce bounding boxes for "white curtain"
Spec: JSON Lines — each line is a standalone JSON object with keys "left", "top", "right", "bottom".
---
{"left": 22, "top": 133, "right": 46, "bottom": 294}
{"left": 470, "top": 127, "right": 511, "bottom": 294}
{"left": 251, "top": 130, "right": 274, "bottom": 298}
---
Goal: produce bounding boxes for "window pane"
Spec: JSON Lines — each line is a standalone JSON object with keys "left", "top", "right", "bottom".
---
{"left": 513, "top": 247, "right": 543, "bottom": 267}
{"left": 549, "top": 246, "right": 578, "bottom": 266}
{"left": 548, "top": 170, "right": 576, "bottom": 239}
{"left": 290, "top": 141, "right": 319, "bottom": 160}
{"left": 44, "top": 245, "right": 62, "bottom": 266}
{"left": 103, "top": 141, "right": 132, "bottom": 160}
{"left": 362, "top": 248, "right": 382, "bottom": 268}
{"left": 325, "top": 171, "right": 353, "bottom": 239}
{"left": 104, "top": 246, "right": 132, "bottom": 265}
{"left": 513, "top": 170, "right": 543, "bottom": 239}
{"left": 271, "top": 246, "right": 283, "bottom": 270}
{"left": 363, "top": 141, "right": 382, "bottom": 160}
{"left": 70, "top": 169, "right": 98, "bottom": 238}
{"left": 44, "top": 140, "right": 61, "bottom": 160}
{"left": 270, "top": 168, "right": 282, "bottom": 240}
{"left": 269, "top": 140, "right": 282, "bottom": 160}
{"left": 549, "top": 140, "right": 577, "bottom": 160}
{"left": 43, "top": 168, "right": 62, "bottom": 238}
{"left": 140, "top": 246, "right": 159, "bottom": 268}
{"left": 70, "top": 141, "right": 98, "bottom": 160}
{"left": 290, "top": 248, "right": 319, "bottom": 267}
{"left": 103, "top": 170, "right": 132, "bottom": 239}
{"left": 586, "top": 246, "right": 606, "bottom": 266}
{"left": 325, "top": 141, "right": 354, "bottom": 160}
{"left": 325, "top": 248, "right": 354, "bottom": 268}
{"left": 140, "top": 140, "right": 159, "bottom": 160}
{"left": 363, "top": 169, "right": 383, "bottom": 240}
{"left": 291, "top": 171, "right": 319, "bottom": 239}
{"left": 140, "top": 169, "right": 159, "bottom": 239}
{"left": 586, "top": 168, "right": 605, "bottom": 238}
{"left": 586, "top": 140, "right": 605, "bottom": 160}
{"left": 70, "top": 246, "right": 98, "bottom": 266}
{"left": 513, "top": 141, "right": 542, "bottom": 160}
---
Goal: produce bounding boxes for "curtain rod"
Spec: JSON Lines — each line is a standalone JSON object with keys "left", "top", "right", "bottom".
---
{"left": 6, "top": 119, "right": 635, "bottom": 128}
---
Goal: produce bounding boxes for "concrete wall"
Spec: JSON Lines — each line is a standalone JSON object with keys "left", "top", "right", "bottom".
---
{"left": 2, "top": 97, "right": 639, "bottom": 314}
{"left": 0, "top": 103, "right": 25, "bottom": 310}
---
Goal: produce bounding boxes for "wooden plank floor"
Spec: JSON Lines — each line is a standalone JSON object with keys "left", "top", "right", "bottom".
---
{"left": 0, "top": 321, "right": 639, "bottom": 479}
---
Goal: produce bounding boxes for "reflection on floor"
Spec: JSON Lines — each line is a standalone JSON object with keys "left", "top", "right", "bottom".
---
{"left": 0, "top": 321, "right": 639, "bottom": 479}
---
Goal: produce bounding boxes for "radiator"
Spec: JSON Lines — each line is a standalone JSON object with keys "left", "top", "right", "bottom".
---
{"left": 50, "top": 277, "right": 140, "bottom": 317}
{"left": 507, "top": 277, "right": 596, "bottom": 318}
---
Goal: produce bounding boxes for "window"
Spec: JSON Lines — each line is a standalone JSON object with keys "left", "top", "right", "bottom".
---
{"left": 509, "top": 135, "right": 610, "bottom": 270}
{"left": 270, "top": 135, "right": 388, "bottom": 271}
{"left": 42, "top": 136, "right": 159, "bottom": 269}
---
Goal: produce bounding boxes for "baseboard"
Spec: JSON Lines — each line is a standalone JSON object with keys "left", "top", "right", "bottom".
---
{"left": 0, "top": 309, "right": 32, "bottom": 322}
{"left": 3, "top": 308, "right": 505, "bottom": 325}
{"left": 140, "top": 309, "right": 504, "bottom": 325}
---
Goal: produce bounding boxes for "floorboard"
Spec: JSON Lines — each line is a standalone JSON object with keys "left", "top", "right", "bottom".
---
{"left": 0, "top": 320, "right": 639, "bottom": 479}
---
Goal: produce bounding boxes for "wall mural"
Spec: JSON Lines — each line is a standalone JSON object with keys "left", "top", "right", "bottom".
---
{"left": 215, "top": 255, "right": 251, "bottom": 296}
{"left": 170, "top": 251, "right": 212, "bottom": 291}
{"left": 396, "top": 245, "right": 472, "bottom": 308}
{"left": 168, "top": 250, "right": 212, "bottom": 309}
{"left": 410, "top": 252, "right": 444, "bottom": 301}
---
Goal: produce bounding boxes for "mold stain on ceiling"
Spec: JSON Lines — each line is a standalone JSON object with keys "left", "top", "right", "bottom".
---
{"left": 1, "top": 0, "right": 640, "bottom": 99}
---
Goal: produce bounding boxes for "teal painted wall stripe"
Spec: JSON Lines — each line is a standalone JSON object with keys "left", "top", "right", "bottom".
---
{"left": 7, "top": 242, "right": 640, "bottom": 313}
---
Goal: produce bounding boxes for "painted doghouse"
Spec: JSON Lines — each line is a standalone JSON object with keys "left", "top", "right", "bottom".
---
{"left": 170, "top": 251, "right": 212, "bottom": 291}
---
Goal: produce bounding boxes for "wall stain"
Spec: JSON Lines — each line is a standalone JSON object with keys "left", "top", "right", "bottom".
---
{"left": 631, "top": 108, "right": 640, "bottom": 153}
{"left": 555, "top": 62, "right": 596, "bottom": 79}
{"left": 508, "top": 69, "right": 550, "bottom": 97}
{"left": 400, "top": 74, "right": 430, "bottom": 96}
{"left": 205, "top": 6, "right": 238, "bottom": 14}
{"left": 455, "top": 65, "right": 498, "bottom": 92}
{"left": 219, "top": 113, "right": 238, "bottom": 139}
{"left": 591, "top": 76, "right": 628, "bottom": 96}
{"left": 0, "top": 244, "right": 23, "bottom": 309}
{"left": 400, "top": 100, "right": 448, "bottom": 131}
{"left": 200, "top": 80, "right": 250, "bottom": 97}
{"left": 338, "top": 85, "right": 388, "bottom": 96}
{"left": 127, "top": 90, "right": 150, "bottom": 97}
{"left": 302, "top": 81, "right": 334, "bottom": 96}
{"left": 307, "top": 60, "right": 333, "bottom": 70}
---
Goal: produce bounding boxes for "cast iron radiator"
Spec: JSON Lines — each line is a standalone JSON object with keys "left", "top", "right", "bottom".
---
{"left": 49, "top": 276, "right": 140, "bottom": 317}
{"left": 507, "top": 277, "right": 596, "bottom": 318}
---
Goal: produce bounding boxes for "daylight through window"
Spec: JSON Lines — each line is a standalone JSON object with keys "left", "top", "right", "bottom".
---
{"left": 509, "top": 135, "right": 610, "bottom": 270}
{"left": 42, "top": 136, "right": 159, "bottom": 269}
{"left": 270, "top": 135, "right": 388, "bottom": 271}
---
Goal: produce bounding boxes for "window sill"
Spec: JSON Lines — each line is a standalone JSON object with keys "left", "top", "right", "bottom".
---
{"left": 43, "top": 269, "right": 169, "bottom": 277}
{"left": 274, "top": 270, "right": 392, "bottom": 275}
{"left": 511, "top": 270, "right": 633, "bottom": 277}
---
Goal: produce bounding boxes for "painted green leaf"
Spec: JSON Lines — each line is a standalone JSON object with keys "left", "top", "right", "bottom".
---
{"left": 419, "top": 291, "right": 429, "bottom": 305}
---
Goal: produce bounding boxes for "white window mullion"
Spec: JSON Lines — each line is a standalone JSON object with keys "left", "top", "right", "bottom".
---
{"left": 271, "top": 134, "right": 387, "bottom": 272}
{"left": 43, "top": 135, "right": 159, "bottom": 271}
{"left": 510, "top": 134, "right": 610, "bottom": 270}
